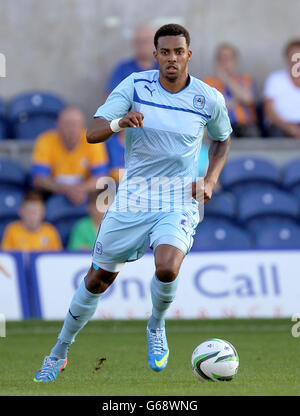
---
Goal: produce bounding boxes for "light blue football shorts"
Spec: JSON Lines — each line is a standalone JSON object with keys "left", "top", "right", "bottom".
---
{"left": 92, "top": 207, "right": 200, "bottom": 272}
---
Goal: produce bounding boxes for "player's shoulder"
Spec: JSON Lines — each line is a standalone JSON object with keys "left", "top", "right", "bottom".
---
{"left": 191, "top": 76, "right": 219, "bottom": 97}
{"left": 131, "top": 69, "right": 159, "bottom": 83}
{"left": 111, "top": 70, "right": 158, "bottom": 91}
{"left": 190, "top": 75, "right": 222, "bottom": 113}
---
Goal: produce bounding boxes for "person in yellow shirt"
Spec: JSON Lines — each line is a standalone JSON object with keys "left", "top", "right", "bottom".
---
{"left": 31, "top": 106, "right": 109, "bottom": 205}
{"left": 1, "top": 191, "right": 62, "bottom": 251}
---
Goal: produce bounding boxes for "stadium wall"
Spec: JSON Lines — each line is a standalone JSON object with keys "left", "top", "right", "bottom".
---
{"left": 1, "top": 250, "right": 299, "bottom": 320}
{"left": 0, "top": 0, "right": 299, "bottom": 116}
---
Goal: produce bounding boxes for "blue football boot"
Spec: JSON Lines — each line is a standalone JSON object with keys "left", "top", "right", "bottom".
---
{"left": 34, "top": 356, "right": 67, "bottom": 382}
{"left": 146, "top": 326, "right": 169, "bottom": 372}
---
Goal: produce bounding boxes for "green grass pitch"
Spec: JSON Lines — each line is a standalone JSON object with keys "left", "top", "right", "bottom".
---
{"left": 1, "top": 318, "right": 299, "bottom": 396}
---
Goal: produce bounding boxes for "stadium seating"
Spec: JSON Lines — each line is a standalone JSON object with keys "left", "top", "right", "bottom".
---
{"left": 0, "top": 98, "right": 7, "bottom": 139}
{"left": 255, "top": 223, "right": 300, "bottom": 249}
{"left": 193, "top": 218, "right": 252, "bottom": 251}
{"left": 238, "top": 188, "right": 299, "bottom": 234}
{"left": 0, "top": 148, "right": 299, "bottom": 251}
{"left": 0, "top": 158, "right": 26, "bottom": 191}
{"left": 0, "top": 189, "right": 24, "bottom": 240}
{"left": 9, "top": 91, "right": 65, "bottom": 140}
{"left": 203, "top": 192, "right": 236, "bottom": 222}
{"left": 220, "top": 157, "right": 281, "bottom": 197}
{"left": 45, "top": 195, "right": 88, "bottom": 246}
{"left": 283, "top": 158, "right": 300, "bottom": 201}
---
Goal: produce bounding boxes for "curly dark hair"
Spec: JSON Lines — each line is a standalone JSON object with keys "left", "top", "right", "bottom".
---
{"left": 154, "top": 23, "right": 190, "bottom": 48}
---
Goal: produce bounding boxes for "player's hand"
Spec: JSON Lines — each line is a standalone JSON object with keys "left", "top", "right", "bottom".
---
{"left": 119, "top": 111, "right": 144, "bottom": 129}
{"left": 191, "top": 178, "right": 214, "bottom": 204}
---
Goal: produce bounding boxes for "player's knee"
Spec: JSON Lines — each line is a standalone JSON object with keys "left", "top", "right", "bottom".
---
{"left": 156, "top": 265, "right": 178, "bottom": 282}
{"left": 86, "top": 266, "right": 117, "bottom": 293}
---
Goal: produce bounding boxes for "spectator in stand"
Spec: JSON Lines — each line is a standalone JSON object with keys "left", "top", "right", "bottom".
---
{"left": 205, "top": 43, "right": 260, "bottom": 138}
{"left": 263, "top": 39, "right": 300, "bottom": 138}
{"left": 68, "top": 190, "right": 110, "bottom": 251}
{"left": 1, "top": 191, "right": 62, "bottom": 251}
{"left": 106, "top": 25, "right": 158, "bottom": 93}
{"left": 31, "top": 106, "right": 108, "bottom": 205}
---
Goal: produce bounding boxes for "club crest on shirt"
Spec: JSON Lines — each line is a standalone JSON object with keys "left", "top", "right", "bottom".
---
{"left": 193, "top": 95, "right": 205, "bottom": 110}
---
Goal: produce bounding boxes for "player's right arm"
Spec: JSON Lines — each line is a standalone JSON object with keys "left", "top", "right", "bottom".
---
{"left": 86, "top": 73, "right": 144, "bottom": 144}
{"left": 86, "top": 111, "right": 144, "bottom": 143}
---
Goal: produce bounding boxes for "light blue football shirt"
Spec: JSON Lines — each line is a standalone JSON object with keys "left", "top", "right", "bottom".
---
{"left": 94, "top": 70, "right": 232, "bottom": 212}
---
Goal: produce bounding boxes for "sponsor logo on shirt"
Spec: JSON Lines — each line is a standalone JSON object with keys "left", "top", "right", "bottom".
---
{"left": 180, "top": 214, "right": 190, "bottom": 236}
{"left": 144, "top": 85, "right": 155, "bottom": 96}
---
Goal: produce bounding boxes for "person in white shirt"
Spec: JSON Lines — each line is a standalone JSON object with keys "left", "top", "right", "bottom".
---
{"left": 263, "top": 39, "right": 300, "bottom": 138}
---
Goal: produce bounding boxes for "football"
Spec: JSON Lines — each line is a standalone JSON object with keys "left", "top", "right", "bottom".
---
{"left": 191, "top": 338, "right": 239, "bottom": 382}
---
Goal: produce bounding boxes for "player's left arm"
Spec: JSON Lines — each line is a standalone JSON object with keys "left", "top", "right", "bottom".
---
{"left": 192, "top": 89, "right": 232, "bottom": 203}
{"left": 192, "top": 136, "right": 230, "bottom": 204}
{"left": 203, "top": 136, "right": 231, "bottom": 202}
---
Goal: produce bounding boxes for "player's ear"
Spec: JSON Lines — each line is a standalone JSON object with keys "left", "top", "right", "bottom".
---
{"left": 153, "top": 49, "right": 158, "bottom": 61}
{"left": 188, "top": 49, "right": 192, "bottom": 61}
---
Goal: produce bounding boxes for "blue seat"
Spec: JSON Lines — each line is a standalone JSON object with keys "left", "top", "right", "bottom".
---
{"left": 55, "top": 219, "right": 82, "bottom": 248}
{"left": 255, "top": 223, "right": 300, "bottom": 249}
{"left": 9, "top": 91, "right": 65, "bottom": 140}
{"left": 0, "top": 158, "right": 26, "bottom": 190}
{"left": 0, "top": 189, "right": 23, "bottom": 220}
{"left": 284, "top": 158, "right": 300, "bottom": 189}
{"left": 283, "top": 158, "right": 300, "bottom": 201}
{"left": 192, "top": 219, "right": 252, "bottom": 251}
{"left": 238, "top": 188, "right": 299, "bottom": 233}
{"left": 204, "top": 192, "right": 236, "bottom": 222}
{"left": 45, "top": 195, "right": 88, "bottom": 246}
{"left": 290, "top": 184, "right": 300, "bottom": 202}
{"left": 0, "top": 190, "right": 23, "bottom": 239}
{"left": 0, "top": 99, "right": 7, "bottom": 139}
{"left": 46, "top": 195, "right": 88, "bottom": 223}
{"left": 220, "top": 157, "right": 281, "bottom": 197}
